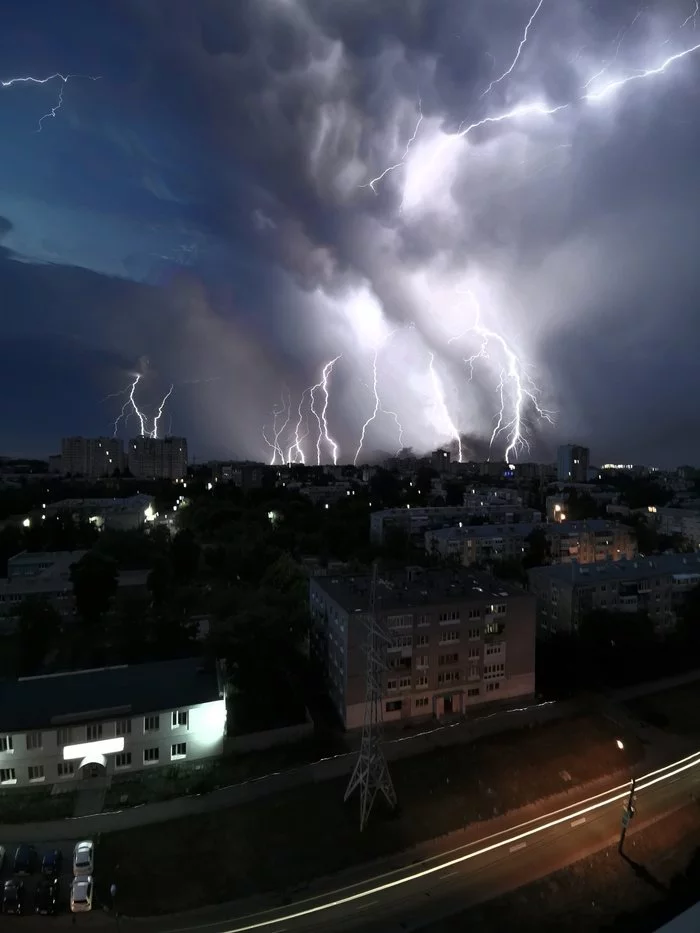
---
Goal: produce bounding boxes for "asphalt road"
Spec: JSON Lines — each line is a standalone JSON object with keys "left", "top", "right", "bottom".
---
{"left": 154, "top": 749, "right": 700, "bottom": 933}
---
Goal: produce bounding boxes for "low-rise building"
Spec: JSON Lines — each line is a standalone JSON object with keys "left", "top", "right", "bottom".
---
{"left": 310, "top": 567, "right": 536, "bottom": 729}
{"left": 40, "top": 494, "right": 155, "bottom": 531}
{"left": 128, "top": 437, "right": 188, "bottom": 480}
{"left": 0, "top": 550, "right": 149, "bottom": 618}
{"left": 370, "top": 503, "right": 541, "bottom": 545}
{"left": 654, "top": 508, "right": 700, "bottom": 547}
{"left": 426, "top": 520, "right": 635, "bottom": 566}
{"left": 0, "top": 657, "right": 227, "bottom": 789}
{"left": 528, "top": 552, "right": 700, "bottom": 636}
{"left": 210, "top": 461, "right": 264, "bottom": 489}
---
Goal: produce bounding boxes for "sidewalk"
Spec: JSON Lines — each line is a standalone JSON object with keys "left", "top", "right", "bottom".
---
{"left": 3, "top": 668, "right": 699, "bottom": 844}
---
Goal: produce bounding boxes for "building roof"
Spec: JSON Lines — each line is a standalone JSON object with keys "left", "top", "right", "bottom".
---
{"left": 311, "top": 567, "right": 527, "bottom": 614}
{"left": 426, "top": 519, "right": 619, "bottom": 542}
{"left": 528, "top": 552, "right": 700, "bottom": 587}
{"left": 0, "top": 657, "right": 221, "bottom": 733}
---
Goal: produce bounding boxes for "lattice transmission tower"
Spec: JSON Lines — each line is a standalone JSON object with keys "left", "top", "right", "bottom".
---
{"left": 344, "top": 562, "right": 397, "bottom": 831}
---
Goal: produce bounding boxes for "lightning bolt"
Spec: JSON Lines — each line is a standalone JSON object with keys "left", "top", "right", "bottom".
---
{"left": 1, "top": 73, "right": 101, "bottom": 132}
{"left": 363, "top": 99, "right": 423, "bottom": 193}
{"left": 287, "top": 389, "right": 311, "bottom": 465}
{"left": 480, "top": 0, "right": 545, "bottom": 99}
{"left": 682, "top": 2, "right": 699, "bottom": 29}
{"left": 582, "top": 40, "right": 700, "bottom": 102}
{"left": 427, "top": 352, "right": 463, "bottom": 463}
{"left": 310, "top": 356, "right": 341, "bottom": 466}
{"left": 353, "top": 333, "right": 405, "bottom": 466}
{"left": 151, "top": 384, "right": 174, "bottom": 438}
{"left": 262, "top": 393, "right": 292, "bottom": 465}
{"left": 450, "top": 291, "right": 556, "bottom": 463}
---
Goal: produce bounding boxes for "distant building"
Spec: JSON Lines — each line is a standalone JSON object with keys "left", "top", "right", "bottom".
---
{"left": 654, "top": 508, "right": 700, "bottom": 548}
{"left": 370, "top": 502, "right": 541, "bottom": 545}
{"left": 310, "top": 567, "right": 536, "bottom": 729}
{"left": 430, "top": 448, "right": 451, "bottom": 471}
{"left": 557, "top": 444, "right": 590, "bottom": 483}
{"left": 210, "top": 461, "right": 264, "bottom": 490}
{"left": 60, "top": 437, "right": 125, "bottom": 478}
{"left": 128, "top": 437, "right": 187, "bottom": 480}
{"left": 0, "top": 657, "right": 227, "bottom": 789}
{"left": 48, "top": 455, "right": 62, "bottom": 474}
{"left": 426, "top": 520, "right": 636, "bottom": 566}
{"left": 42, "top": 494, "right": 155, "bottom": 532}
{"left": 528, "top": 552, "right": 700, "bottom": 636}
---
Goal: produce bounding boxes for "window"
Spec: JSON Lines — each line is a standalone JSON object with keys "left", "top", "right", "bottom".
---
{"left": 468, "top": 664, "right": 480, "bottom": 680}
{"left": 0, "top": 768, "right": 16, "bottom": 784}
{"left": 438, "top": 610, "right": 460, "bottom": 622}
{"left": 171, "top": 710, "right": 188, "bottom": 729}
{"left": 171, "top": 742, "right": 187, "bottom": 760}
{"left": 57, "top": 727, "right": 72, "bottom": 746}
{"left": 115, "top": 752, "right": 132, "bottom": 769}
{"left": 468, "top": 647, "right": 480, "bottom": 659}
{"left": 485, "top": 620, "right": 503, "bottom": 636}
{"left": 399, "top": 677, "right": 411, "bottom": 689}
{"left": 28, "top": 764, "right": 45, "bottom": 782}
{"left": 415, "top": 654, "right": 428, "bottom": 668}
{"left": 468, "top": 628, "right": 480, "bottom": 640}
{"left": 143, "top": 747, "right": 160, "bottom": 764}
{"left": 438, "top": 653, "right": 459, "bottom": 666}
{"left": 416, "top": 675, "right": 428, "bottom": 687}
{"left": 86, "top": 724, "right": 103, "bottom": 742}
{"left": 415, "top": 697, "right": 430, "bottom": 709}
{"left": 0, "top": 735, "right": 12, "bottom": 753}
{"left": 387, "top": 613, "right": 413, "bottom": 630}
{"left": 389, "top": 635, "right": 413, "bottom": 650}
{"left": 387, "top": 679, "right": 398, "bottom": 690}
{"left": 57, "top": 761, "right": 75, "bottom": 778}
{"left": 115, "top": 719, "right": 131, "bottom": 736}
{"left": 468, "top": 608, "right": 481, "bottom": 619}
{"left": 144, "top": 715, "right": 160, "bottom": 733}
{"left": 486, "top": 681, "right": 501, "bottom": 692}
{"left": 26, "top": 732, "right": 42, "bottom": 750}
{"left": 416, "top": 634, "right": 429, "bottom": 646}
{"left": 437, "top": 670, "right": 461, "bottom": 685}
{"left": 385, "top": 700, "right": 402, "bottom": 712}
{"left": 439, "top": 630, "right": 460, "bottom": 644}
{"left": 467, "top": 687, "right": 480, "bottom": 697}
{"left": 417, "top": 614, "right": 431, "bottom": 626}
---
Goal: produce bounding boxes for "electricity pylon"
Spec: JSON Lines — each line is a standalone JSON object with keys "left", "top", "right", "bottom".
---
{"left": 344, "top": 563, "right": 397, "bottom": 830}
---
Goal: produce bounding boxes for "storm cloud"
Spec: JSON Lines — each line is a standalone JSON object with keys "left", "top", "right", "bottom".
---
{"left": 2, "top": 0, "right": 700, "bottom": 463}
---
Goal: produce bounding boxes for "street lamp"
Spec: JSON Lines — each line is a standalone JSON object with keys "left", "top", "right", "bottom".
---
{"left": 616, "top": 739, "right": 624, "bottom": 750}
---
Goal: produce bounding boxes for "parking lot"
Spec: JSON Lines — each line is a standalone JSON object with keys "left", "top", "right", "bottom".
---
{"left": 0, "top": 837, "right": 106, "bottom": 920}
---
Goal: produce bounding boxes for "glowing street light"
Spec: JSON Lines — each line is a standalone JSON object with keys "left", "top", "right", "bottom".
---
{"left": 616, "top": 739, "right": 624, "bottom": 750}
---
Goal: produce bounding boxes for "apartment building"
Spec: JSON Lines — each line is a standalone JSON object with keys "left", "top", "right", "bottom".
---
{"left": 654, "top": 508, "right": 700, "bottom": 547}
{"left": 557, "top": 444, "right": 590, "bottom": 483}
{"left": 211, "top": 461, "right": 264, "bottom": 489}
{"left": 0, "top": 658, "right": 227, "bottom": 789}
{"left": 425, "top": 520, "right": 636, "bottom": 566}
{"left": 528, "top": 552, "right": 700, "bottom": 636}
{"left": 370, "top": 503, "right": 541, "bottom": 545}
{"left": 128, "top": 437, "right": 188, "bottom": 480}
{"left": 61, "top": 437, "right": 126, "bottom": 478}
{"left": 309, "top": 567, "right": 536, "bottom": 728}
{"left": 0, "top": 550, "right": 148, "bottom": 618}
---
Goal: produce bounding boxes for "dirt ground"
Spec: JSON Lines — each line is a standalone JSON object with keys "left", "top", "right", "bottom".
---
{"left": 98, "top": 713, "right": 643, "bottom": 915}
{"left": 422, "top": 804, "right": 700, "bottom": 932}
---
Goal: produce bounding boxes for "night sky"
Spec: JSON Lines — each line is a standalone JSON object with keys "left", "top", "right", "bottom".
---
{"left": 2, "top": 0, "right": 700, "bottom": 466}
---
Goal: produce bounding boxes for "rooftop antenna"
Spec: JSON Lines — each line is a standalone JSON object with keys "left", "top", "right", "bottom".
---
{"left": 344, "top": 561, "right": 397, "bottom": 830}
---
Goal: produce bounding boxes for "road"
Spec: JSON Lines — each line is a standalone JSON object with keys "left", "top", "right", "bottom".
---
{"left": 150, "top": 748, "right": 700, "bottom": 933}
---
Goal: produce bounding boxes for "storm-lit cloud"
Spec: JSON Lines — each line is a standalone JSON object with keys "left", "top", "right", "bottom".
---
{"left": 2, "top": 0, "right": 700, "bottom": 464}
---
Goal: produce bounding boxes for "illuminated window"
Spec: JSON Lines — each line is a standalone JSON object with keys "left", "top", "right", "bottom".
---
{"left": 171, "top": 742, "right": 187, "bottom": 760}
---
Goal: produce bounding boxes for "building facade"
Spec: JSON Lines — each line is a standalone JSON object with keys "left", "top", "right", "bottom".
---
{"left": 310, "top": 568, "right": 536, "bottom": 729}
{"left": 0, "top": 658, "right": 227, "bottom": 789}
{"left": 128, "top": 437, "right": 188, "bottom": 480}
{"left": 370, "top": 502, "right": 541, "bottom": 545}
{"left": 557, "top": 445, "right": 590, "bottom": 484}
{"left": 61, "top": 437, "right": 125, "bottom": 478}
{"left": 528, "top": 552, "right": 700, "bottom": 636}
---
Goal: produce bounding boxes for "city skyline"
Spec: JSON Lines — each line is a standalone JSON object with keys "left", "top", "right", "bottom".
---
{"left": 2, "top": 1, "right": 700, "bottom": 466}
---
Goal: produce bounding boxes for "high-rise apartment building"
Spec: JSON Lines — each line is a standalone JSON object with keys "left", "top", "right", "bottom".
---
{"left": 557, "top": 444, "right": 590, "bottom": 483}
{"left": 128, "top": 437, "right": 188, "bottom": 480}
{"left": 60, "top": 437, "right": 125, "bottom": 477}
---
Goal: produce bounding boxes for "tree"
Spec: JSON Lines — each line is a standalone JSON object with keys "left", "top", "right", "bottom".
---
{"left": 524, "top": 526, "right": 550, "bottom": 569}
{"left": 170, "top": 529, "right": 201, "bottom": 583}
{"left": 70, "top": 551, "right": 119, "bottom": 626}
{"left": 15, "top": 598, "right": 62, "bottom": 675}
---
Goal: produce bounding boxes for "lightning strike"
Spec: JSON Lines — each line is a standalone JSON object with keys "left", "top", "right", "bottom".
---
{"left": 451, "top": 291, "right": 556, "bottom": 463}
{"left": 582, "top": 40, "right": 700, "bottom": 101}
{"left": 427, "top": 352, "right": 463, "bottom": 463}
{"left": 682, "top": 1, "right": 699, "bottom": 29}
{"left": 363, "top": 99, "right": 423, "bottom": 192}
{"left": 262, "top": 394, "right": 292, "bottom": 465}
{"left": 1, "top": 72, "right": 101, "bottom": 132}
{"left": 111, "top": 374, "right": 175, "bottom": 439}
{"left": 353, "top": 334, "right": 405, "bottom": 466}
{"left": 309, "top": 357, "right": 341, "bottom": 466}
{"left": 151, "top": 384, "right": 174, "bottom": 439}
{"left": 287, "top": 389, "right": 311, "bottom": 464}
{"left": 480, "top": 0, "right": 545, "bottom": 99}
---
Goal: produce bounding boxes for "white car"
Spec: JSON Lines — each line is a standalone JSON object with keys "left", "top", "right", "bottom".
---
{"left": 73, "top": 840, "right": 94, "bottom": 876}
{"left": 70, "top": 876, "right": 93, "bottom": 913}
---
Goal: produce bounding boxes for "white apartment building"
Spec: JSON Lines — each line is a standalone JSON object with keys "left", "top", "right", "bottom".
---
{"left": 0, "top": 658, "right": 227, "bottom": 788}
{"left": 310, "top": 567, "right": 536, "bottom": 729}
{"left": 61, "top": 437, "right": 125, "bottom": 478}
{"left": 42, "top": 494, "right": 155, "bottom": 531}
{"left": 128, "top": 437, "right": 188, "bottom": 480}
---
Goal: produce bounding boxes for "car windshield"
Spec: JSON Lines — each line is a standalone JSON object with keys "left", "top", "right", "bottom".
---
{"left": 75, "top": 884, "right": 91, "bottom": 903}
{"left": 76, "top": 852, "right": 89, "bottom": 864}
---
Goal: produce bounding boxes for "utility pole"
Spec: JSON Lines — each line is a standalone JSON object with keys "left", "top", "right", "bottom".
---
{"left": 344, "top": 562, "right": 397, "bottom": 831}
{"left": 618, "top": 778, "right": 637, "bottom": 854}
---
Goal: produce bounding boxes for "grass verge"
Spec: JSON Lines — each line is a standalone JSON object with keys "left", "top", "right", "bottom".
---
{"left": 0, "top": 787, "right": 75, "bottom": 824}
{"left": 98, "top": 713, "right": 643, "bottom": 916}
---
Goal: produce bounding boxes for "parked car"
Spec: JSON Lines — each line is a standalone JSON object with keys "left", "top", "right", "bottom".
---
{"left": 72, "top": 840, "right": 94, "bottom": 876}
{"left": 70, "top": 876, "right": 93, "bottom": 913}
{"left": 2, "top": 879, "right": 24, "bottom": 916}
{"left": 13, "top": 844, "right": 37, "bottom": 875}
{"left": 41, "top": 849, "right": 63, "bottom": 879}
{"left": 35, "top": 878, "right": 60, "bottom": 916}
